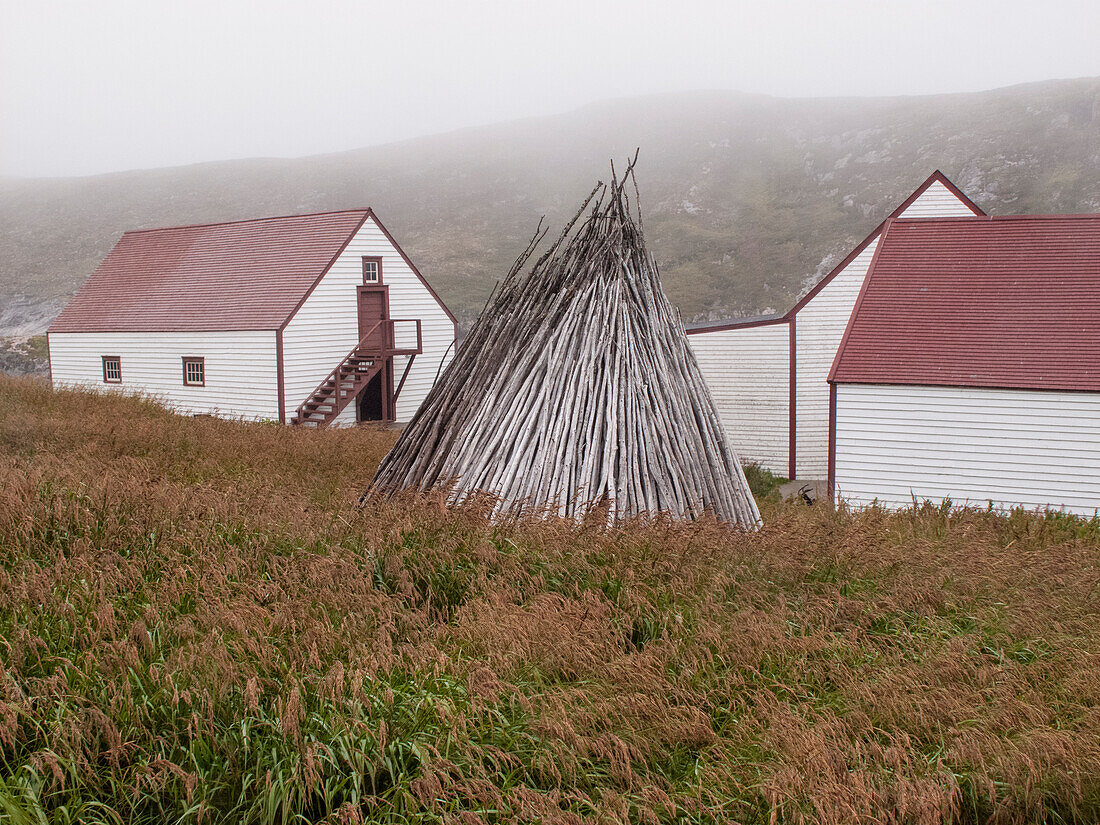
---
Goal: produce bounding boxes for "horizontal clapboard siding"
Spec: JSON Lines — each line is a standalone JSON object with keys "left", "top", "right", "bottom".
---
{"left": 834, "top": 383, "right": 1100, "bottom": 516}
{"left": 282, "top": 216, "right": 455, "bottom": 424}
{"left": 896, "top": 180, "right": 982, "bottom": 218}
{"left": 792, "top": 180, "right": 979, "bottom": 479}
{"left": 48, "top": 331, "right": 279, "bottom": 420}
{"left": 794, "top": 239, "right": 878, "bottom": 478}
{"left": 689, "top": 322, "right": 789, "bottom": 475}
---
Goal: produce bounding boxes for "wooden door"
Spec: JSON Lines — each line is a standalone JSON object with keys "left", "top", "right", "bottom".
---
{"left": 357, "top": 285, "right": 390, "bottom": 349}
{"left": 356, "top": 286, "right": 395, "bottom": 421}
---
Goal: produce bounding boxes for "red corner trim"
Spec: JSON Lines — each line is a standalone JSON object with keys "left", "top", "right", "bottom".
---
{"left": 827, "top": 218, "right": 894, "bottom": 384}
{"left": 275, "top": 329, "right": 286, "bottom": 423}
{"left": 827, "top": 382, "right": 837, "bottom": 499}
{"left": 788, "top": 317, "right": 796, "bottom": 480}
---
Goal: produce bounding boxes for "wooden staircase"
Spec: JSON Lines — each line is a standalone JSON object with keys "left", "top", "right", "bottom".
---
{"left": 290, "top": 319, "right": 422, "bottom": 428}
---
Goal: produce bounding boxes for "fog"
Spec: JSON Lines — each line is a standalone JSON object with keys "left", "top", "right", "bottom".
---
{"left": 2, "top": 0, "right": 1099, "bottom": 178}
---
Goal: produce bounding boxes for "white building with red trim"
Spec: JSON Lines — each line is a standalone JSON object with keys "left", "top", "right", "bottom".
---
{"left": 48, "top": 209, "right": 456, "bottom": 427}
{"left": 687, "top": 171, "right": 984, "bottom": 479}
{"left": 828, "top": 213, "right": 1100, "bottom": 516}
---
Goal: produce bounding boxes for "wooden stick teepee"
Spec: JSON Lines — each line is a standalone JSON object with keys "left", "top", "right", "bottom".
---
{"left": 367, "top": 161, "right": 761, "bottom": 529}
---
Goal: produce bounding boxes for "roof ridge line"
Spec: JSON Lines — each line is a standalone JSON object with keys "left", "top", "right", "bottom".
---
{"left": 123, "top": 208, "right": 373, "bottom": 235}
{"left": 987, "top": 212, "right": 1100, "bottom": 221}
{"left": 687, "top": 170, "right": 985, "bottom": 334}
{"left": 893, "top": 212, "right": 1100, "bottom": 223}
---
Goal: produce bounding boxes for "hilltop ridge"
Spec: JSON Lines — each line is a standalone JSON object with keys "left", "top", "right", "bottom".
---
{"left": 2, "top": 77, "right": 1100, "bottom": 335}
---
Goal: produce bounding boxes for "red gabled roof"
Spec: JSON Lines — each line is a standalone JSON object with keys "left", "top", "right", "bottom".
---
{"left": 829, "top": 214, "right": 1100, "bottom": 392}
{"left": 688, "top": 170, "right": 984, "bottom": 336}
{"left": 49, "top": 209, "right": 372, "bottom": 333}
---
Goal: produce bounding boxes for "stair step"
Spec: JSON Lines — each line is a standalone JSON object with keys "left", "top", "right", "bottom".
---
{"left": 291, "top": 336, "right": 409, "bottom": 426}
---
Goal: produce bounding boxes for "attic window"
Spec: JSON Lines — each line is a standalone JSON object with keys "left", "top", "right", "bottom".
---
{"left": 102, "top": 356, "right": 121, "bottom": 383}
{"left": 182, "top": 357, "right": 205, "bottom": 387}
{"left": 362, "top": 256, "right": 383, "bottom": 284}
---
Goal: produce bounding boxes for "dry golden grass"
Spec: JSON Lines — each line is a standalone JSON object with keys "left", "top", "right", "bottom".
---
{"left": 0, "top": 375, "right": 1098, "bottom": 824}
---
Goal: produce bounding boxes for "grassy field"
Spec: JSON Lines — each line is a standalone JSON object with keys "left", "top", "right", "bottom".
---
{"left": 0, "top": 376, "right": 1098, "bottom": 824}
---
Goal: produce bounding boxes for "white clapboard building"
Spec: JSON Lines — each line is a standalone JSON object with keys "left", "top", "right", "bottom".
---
{"left": 48, "top": 209, "right": 456, "bottom": 426}
{"left": 687, "top": 171, "right": 984, "bottom": 479}
{"left": 829, "top": 213, "right": 1100, "bottom": 516}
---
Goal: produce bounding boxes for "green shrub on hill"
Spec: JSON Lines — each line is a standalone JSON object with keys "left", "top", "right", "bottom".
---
{"left": 0, "top": 336, "right": 48, "bottom": 377}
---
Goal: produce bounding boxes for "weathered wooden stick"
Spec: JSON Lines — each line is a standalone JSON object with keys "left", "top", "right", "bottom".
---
{"left": 366, "top": 162, "right": 761, "bottom": 529}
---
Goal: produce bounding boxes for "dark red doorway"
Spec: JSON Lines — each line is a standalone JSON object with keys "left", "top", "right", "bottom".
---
{"left": 357, "top": 285, "right": 395, "bottom": 422}
{"left": 358, "top": 370, "right": 386, "bottom": 422}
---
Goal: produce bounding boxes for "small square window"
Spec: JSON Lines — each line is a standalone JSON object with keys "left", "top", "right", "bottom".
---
{"left": 362, "top": 256, "right": 383, "bottom": 284}
{"left": 182, "top": 357, "right": 205, "bottom": 387}
{"left": 102, "top": 356, "right": 121, "bottom": 383}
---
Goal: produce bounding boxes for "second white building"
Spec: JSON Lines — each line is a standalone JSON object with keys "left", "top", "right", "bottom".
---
{"left": 829, "top": 212, "right": 1100, "bottom": 516}
{"left": 687, "top": 171, "right": 984, "bottom": 479}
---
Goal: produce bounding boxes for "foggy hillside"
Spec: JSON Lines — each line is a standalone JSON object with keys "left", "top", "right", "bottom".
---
{"left": 2, "top": 77, "right": 1099, "bottom": 335}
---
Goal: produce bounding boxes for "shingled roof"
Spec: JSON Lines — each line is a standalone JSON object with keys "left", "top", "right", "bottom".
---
{"left": 49, "top": 209, "right": 372, "bottom": 333}
{"left": 829, "top": 214, "right": 1100, "bottom": 393}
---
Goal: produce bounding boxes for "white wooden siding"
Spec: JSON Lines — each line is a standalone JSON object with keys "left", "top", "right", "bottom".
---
{"left": 689, "top": 323, "right": 789, "bottom": 476}
{"left": 834, "top": 383, "right": 1100, "bottom": 517}
{"left": 281, "top": 216, "right": 455, "bottom": 424}
{"left": 331, "top": 400, "right": 359, "bottom": 428}
{"left": 794, "top": 238, "right": 878, "bottom": 478}
{"left": 48, "top": 331, "right": 279, "bottom": 420}
{"left": 896, "top": 180, "right": 979, "bottom": 218}
{"left": 792, "top": 182, "right": 979, "bottom": 478}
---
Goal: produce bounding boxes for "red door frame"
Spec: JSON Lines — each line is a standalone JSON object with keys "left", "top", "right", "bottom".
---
{"left": 357, "top": 285, "right": 395, "bottom": 422}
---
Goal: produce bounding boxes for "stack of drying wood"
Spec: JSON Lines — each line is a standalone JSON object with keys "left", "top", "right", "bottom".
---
{"left": 368, "top": 163, "right": 761, "bottom": 528}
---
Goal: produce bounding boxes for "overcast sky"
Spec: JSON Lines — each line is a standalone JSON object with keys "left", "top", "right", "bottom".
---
{"left": 2, "top": 0, "right": 1099, "bottom": 178}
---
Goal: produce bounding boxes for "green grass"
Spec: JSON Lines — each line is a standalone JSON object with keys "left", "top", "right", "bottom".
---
{"left": 741, "top": 462, "right": 788, "bottom": 500}
{"left": 1, "top": 376, "right": 1098, "bottom": 824}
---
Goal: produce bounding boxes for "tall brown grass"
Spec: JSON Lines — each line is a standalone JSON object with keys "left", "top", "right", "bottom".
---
{"left": 0, "top": 375, "right": 1098, "bottom": 823}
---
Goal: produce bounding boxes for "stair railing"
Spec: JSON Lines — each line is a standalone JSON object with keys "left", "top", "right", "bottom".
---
{"left": 293, "top": 319, "right": 423, "bottom": 425}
